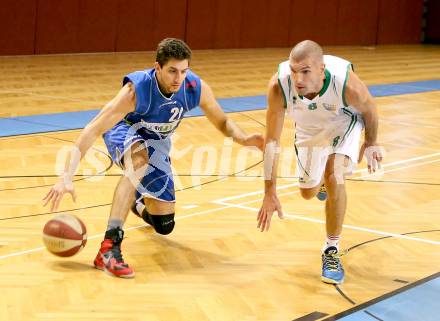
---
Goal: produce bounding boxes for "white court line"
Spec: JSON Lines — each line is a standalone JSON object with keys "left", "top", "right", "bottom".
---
{"left": 384, "top": 142, "right": 440, "bottom": 153}
{"left": 368, "top": 151, "right": 440, "bottom": 167}
{"left": 0, "top": 202, "right": 244, "bottom": 261}
{"left": 0, "top": 246, "right": 46, "bottom": 260}
{"left": 181, "top": 205, "right": 199, "bottom": 210}
{"left": 1, "top": 184, "right": 438, "bottom": 262}
{"left": 1, "top": 153, "right": 439, "bottom": 261}
{"left": 380, "top": 119, "right": 440, "bottom": 129}
{"left": 229, "top": 204, "right": 440, "bottom": 246}
{"left": 214, "top": 151, "right": 440, "bottom": 203}
{"left": 375, "top": 158, "right": 440, "bottom": 175}
{"left": 264, "top": 158, "right": 440, "bottom": 202}
{"left": 212, "top": 154, "right": 440, "bottom": 246}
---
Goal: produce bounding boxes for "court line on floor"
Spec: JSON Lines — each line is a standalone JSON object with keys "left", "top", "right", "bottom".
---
{"left": 0, "top": 153, "right": 439, "bottom": 261}
{"left": 380, "top": 118, "right": 440, "bottom": 129}
{"left": 226, "top": 204, "right": 440, "bottom": 246}
{"left": 212, "top": 154, "right": 440, "bottom": 246}
{"left": 385, "top": 142, "right": 440, "bottom": 153}
{"left": 213, "top": 151, "right": 440, "bottom": 203}
{"left": 0, "top": 202, "right": 245, "bottom": 260}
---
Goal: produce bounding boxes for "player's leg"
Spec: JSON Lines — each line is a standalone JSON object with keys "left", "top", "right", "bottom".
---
{"left": 296, "top": 145, "right": 328, "bottom": 200}
{"left": 108, "top": 141, "right": 149, "bottom": 226}
{"left": 321, "top": 117, "right": 363, "bottom": 284}
{"left": 95, "top": 122, "right": 148, "bottom": 278}
{"left": 295, "top": 147, "right": 347, "bottom": 283}
{"left": 323, "top": 154, "right": 351, "bottom": 239}
{"left": 94, "top": 141, "right": 148, "bottom": 278}
{"left": 299, "top": 181, "right": 324, "bottom": 200}
{"left": 294, "top": 145, "right": 346, "bottom": 283}
{"left": 134, "top": 197, "right": 176, "bottom": 235}
{"left": 320, "top": 153, "right": 350, "bottom": 284}
{"left": 130, "top": 137, "right": 177, "bottom": 235}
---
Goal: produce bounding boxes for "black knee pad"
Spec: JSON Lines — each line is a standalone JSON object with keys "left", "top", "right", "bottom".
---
{"left": 147, "top": 213, "right": 175, "bottom": 235}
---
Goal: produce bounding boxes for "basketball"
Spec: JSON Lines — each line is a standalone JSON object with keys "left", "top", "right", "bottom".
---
{"left": 42, "top": 214, "right": 87, "bottom": 257}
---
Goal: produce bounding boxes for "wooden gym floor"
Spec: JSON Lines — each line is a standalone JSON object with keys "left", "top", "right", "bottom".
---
{"left": 0, "top": 45, "right": 439, "bottom": 321}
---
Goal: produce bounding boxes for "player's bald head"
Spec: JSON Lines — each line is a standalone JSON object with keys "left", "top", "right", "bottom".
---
{"left": 288, "top": 40, "right": 325, "bottom": 98}
{"left": 290, "top": 40, "right": 323, "bottom": 63}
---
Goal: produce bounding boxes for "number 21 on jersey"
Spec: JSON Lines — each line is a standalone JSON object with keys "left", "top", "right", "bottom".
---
{"left": 169, "top": 107, "right": 183, "bottom": 121}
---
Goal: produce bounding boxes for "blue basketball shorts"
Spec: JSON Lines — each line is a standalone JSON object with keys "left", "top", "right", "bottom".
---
{"left": 103, "top": 121, "right": 175, "bottom": 202}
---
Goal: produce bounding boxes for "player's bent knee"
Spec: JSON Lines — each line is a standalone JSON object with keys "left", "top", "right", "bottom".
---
{"left": 122, "top": 154, "right": 148, "bottom": 173}
{"left": 149, "top": 213, "right": 175, "bottom": 235}
{"left": 325, "top": 174, "right": 346, "bottom": 197}
{"left": 300, "top": 188, "right": 316, "bottom": 200}
{"left": 324, "top": 172, "right": 343, "bottom": 187}
{"left": 131, "top": 156, "right": 148, "bottom": 170}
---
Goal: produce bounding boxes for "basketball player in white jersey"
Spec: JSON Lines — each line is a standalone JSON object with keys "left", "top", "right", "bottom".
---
{"left": 258, "top": 40, "right": 383, "bottom": 284}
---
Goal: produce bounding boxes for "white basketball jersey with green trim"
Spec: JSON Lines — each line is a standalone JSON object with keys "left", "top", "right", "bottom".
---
{"left": 278, "top": 55, "right": 363, "bottom": 147}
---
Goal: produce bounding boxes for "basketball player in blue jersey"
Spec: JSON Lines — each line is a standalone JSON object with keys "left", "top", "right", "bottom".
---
{"left": 43, "top": 38, "right": 263, "bottom": 278}
{"left": 258, "top": 40, "right": 383, "bottom": 284}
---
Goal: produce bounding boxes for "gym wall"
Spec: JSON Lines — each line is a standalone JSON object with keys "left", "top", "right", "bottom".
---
{"left": 0, "top": 0, "right": 427, "bottom": 55}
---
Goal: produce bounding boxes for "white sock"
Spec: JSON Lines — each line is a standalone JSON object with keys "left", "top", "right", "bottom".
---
{"left": 323, "top": 234, "right": 340, "bottom": 253}
{"left": 135, "top": 201, "right": 146, "bottom": 215}
{"left": 106, "top": 219, "right": 123, "bottom": 232}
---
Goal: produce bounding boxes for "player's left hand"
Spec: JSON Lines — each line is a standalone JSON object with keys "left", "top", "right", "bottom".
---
{"left": 242, "top": 133, "right": 264, "bottom": 151}
{"left": 358, "top": 142, "right": 384, "bottom": 173}
{"left": 258, "top": 193, "right": 284, "bottom": 232}
{"left": 43, "top": 179, "right": 77, "bottom": 212}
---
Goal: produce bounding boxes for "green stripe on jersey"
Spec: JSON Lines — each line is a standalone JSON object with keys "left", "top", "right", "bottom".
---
{"left": 294, "top": 143, "right": 310, "bottom": 177}
{"left": 340, "top": 107, "right": 356, "bottom": 143}
{"left": 278, "top": 64, "right": 287, "bottom": 108}
{"left": 342, "top": 63, "right": 353, "bottom": 107}
{"left": 319, "top": 69, "right": 331, "bottom": 97}
{"left": 341, "top": 114, "right": 357, "bottom": 144}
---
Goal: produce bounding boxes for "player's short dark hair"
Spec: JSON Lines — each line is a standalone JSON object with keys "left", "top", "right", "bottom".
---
{"left": 156, "top": 38, "right": 192, "bottom": 67}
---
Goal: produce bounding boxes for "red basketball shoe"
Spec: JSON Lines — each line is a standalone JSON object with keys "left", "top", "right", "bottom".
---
{"left": 93, "top": 227, "right": 135, "bottom": 278}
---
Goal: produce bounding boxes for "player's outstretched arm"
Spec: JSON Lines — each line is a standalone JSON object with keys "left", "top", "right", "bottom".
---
{"left": 258, "top": 73, "right": 285, "bottom": 232}
{"left": 43, "top": 83, "right": 136, "bottom": 212}
{"left": 198, "top": 80, "right": 264, "bottom": 151}
{"left": 344, "top": 70, "right": 383, "bottom": 173}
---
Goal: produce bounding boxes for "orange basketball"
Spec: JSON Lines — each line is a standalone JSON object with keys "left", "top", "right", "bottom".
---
{"left": 43, "top": 214, "right": 87, "bottom": 257}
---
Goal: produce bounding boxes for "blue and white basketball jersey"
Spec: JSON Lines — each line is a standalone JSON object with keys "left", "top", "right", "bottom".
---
{"left": 123, "top": 68, "right": 202, "bottom": 140}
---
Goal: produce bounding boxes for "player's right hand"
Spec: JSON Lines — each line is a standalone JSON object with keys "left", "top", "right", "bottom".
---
{"left": 257, "top": 193, "right": 284, "bottom": 232}
{"left": 358, "top": 142, "right": 384, "bottom": 173}
{"left": 43, "top": 179, "right": 77, "bottom": 212}
{"left": 242, "top": 133, "right": 265, "bottom": 151}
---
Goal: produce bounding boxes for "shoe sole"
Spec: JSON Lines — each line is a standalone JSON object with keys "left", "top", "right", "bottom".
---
{"left": 104, "top": 268, "right": 135, "bottom": 278}
{"left": 94, "top": 264, "right": 104, "bottom": 271}
{"left": 94, "top": 263, "right": 135, "bottom": 279}
{"left": 321, "top": 276, "right": 344, "bottom": 284}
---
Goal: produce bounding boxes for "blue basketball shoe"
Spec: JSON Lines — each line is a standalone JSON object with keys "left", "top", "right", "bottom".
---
{"left": 316, "top": 184, "right": 327, "bottom": 201}
{"left": 321, "top": 246, "right": 344, "bottom": 284}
